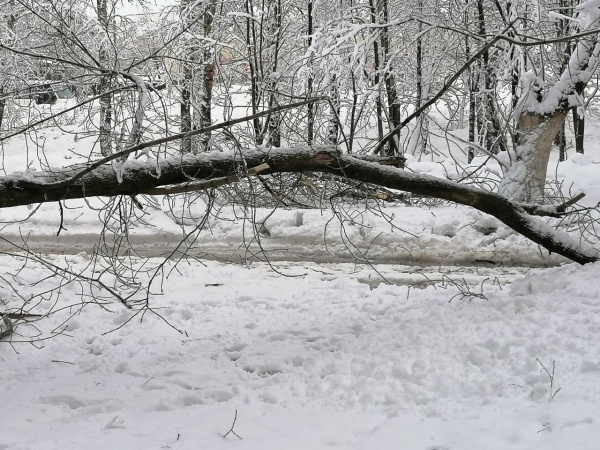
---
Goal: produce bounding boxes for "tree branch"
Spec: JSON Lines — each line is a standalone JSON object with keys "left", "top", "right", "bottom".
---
{"left": 15, "top": 97, "right": 327, "bottom": 191}
{"left": 0, "top": 147, "right": 596, "bottom": 265}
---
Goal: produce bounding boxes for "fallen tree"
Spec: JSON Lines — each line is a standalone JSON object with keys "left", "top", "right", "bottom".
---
{"left": 1, "top": 145, "right": 597, "bottom": 265}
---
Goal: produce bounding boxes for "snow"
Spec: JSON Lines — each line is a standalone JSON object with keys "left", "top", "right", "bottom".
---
{"left": 2, "top": 99, "right": 600, "bottom": 449}
{"left": 2, "top": 254, "right": 600, "bottom": 449}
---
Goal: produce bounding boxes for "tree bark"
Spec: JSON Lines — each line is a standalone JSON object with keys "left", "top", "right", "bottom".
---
{"left": 0, "top": 89, "right": 6, "bottom": 131}
{"left": 409, "top": 4, "right": 429, "bottom": 157}
{"left": 502, "top": 111, "right": 568, "bottom": 200}
{"left": 377, "top": 0, "right": 400, "bottom": 156}
{"left": 266, "top": 0, "right": 282, "bottom": 148}
{"left": 475, "top": 0, "right": 507, "bottom": 155}
{"left": 573, "top": 107, "right": 585, "bottom": 154}
{"left": 180, "top": 0, "right": 217, "bottom": 153}
{"left": 307, "top": 0, "right": 314, "bottom": 145}
{"left": 504, "top": 4, "right": 600, "bottom": 200}
{"left": 327, "top": 74, "right": 340, "bottom": 144}
{"left": 369, "top": 0, "right": 385, "bottom": 147}
{"left": 245, "top": 0, "right": 263, "bottom": 144}
{"left": 97, "top": 0, "right": 112, "bottom": 157}
{"left": 1, "top": 147, "right": 596, "bottom": 264}
{"left": 465, "top": 1, "right": 476, "bottom": 163}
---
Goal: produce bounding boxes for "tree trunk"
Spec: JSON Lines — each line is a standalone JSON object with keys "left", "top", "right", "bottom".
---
{"left": 409, "top": 4, "right": 429, "bottom": 157}
{"left": 555, "top": 0, "right": 573, "bottom": 162}
{"left": 348, "top": 68, "right": 359, "bottom": 154}
{"left": 245, "top": 0, "right": 263, "bottom": 144}
{"left": 327, "top": 74, "right": 340, "bottom": 144}
{"left": 502, "top": 0, "right": 600, "bottom": 200}
{"left": 97, "top": 0, "right": 112, "bottom": 157}
{"left": 369, "top": 0, "right": 385, "bottom": 148}
{"left": 501, "top": 111, "right": 568, "bottom": 200}
{"left": 0, "top": 90, "right": 6, "bottom": 131}
{"left": 266, "top": 0, "right": 282, "bottom": 148}
{"left": 573, "top": 107, "right": 585, "bottom": 154}
{"left": 377, "top": 0, "right": 400, "bottom": 156}
{"left": 476, "top": 0, "right": 507, "bottom": 155}
{"left": 307, "top": 0, "right": 314, "bottom": 145}
{"left": 556, "top": 125, "right": 567, "bottom": 162}
{"left": 198, "top": 0, "right": 217, "bottom": 152}
{"left": 180, "top": 65, "right": 193, "bottom": 153}
{"left": 180, "top": 0, "right": 195, "bottom": 153}
{"left": 465, "top": 1, "right": 476, "bottom": 163}
{"left": 180, "top": 0, "right": 216, "bottom": 153}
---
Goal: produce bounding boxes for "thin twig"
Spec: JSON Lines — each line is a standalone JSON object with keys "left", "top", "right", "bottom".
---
{"left": 222, "top": 410, "right": 242, "bottom": 440}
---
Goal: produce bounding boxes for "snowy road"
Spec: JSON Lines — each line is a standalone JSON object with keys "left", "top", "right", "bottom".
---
{"left": 0, "top": 232, "right": 546, "bottom": 289}
{"left": 0, "top": 226, "right": 563, "bottom": 265}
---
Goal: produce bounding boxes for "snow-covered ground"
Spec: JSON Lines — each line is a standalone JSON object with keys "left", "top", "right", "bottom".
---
{"left": 2, "top": 99, "right": 600, "bottom": 448}
{"left": 2, "top": 255, "right": 600, "bottom": 449}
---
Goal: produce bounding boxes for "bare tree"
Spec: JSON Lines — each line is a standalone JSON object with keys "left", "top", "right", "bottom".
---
{"left": 180, "top": 0, "right": 217, "bottom": 153}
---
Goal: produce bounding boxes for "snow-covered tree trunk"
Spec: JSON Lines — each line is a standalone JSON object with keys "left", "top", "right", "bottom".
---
{"left": 327, "top": 74, "right": 340, "bottom": 144}
{"left": 463, "top": 0, "right": 476, "bottom": 163}
{"left": 501, "top": 0, "right": 600, "bottom": 201}
{"left": 501, "top": 111, "right": 568, "bottom": 200}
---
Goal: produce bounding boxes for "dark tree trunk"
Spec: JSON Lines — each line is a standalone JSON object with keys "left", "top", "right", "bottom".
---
{"left": 198, "top": 0, "right": 217, "bottom": 152}
{"left": 180, "top": 59, "right": 193, "bottom": 153}
{"left": 0, "top": 91, "right": 5, "bottom": 132}
{"left": 369, "top": 0, "right": 385, "bottom": 148}
{"left": 476, "top": 0, "right": 507, "bottom": 155}
{"left": 266, "top": 0, "right": 282, "bottom": 148}
{"left": 573, "top": 108, "right": 585, "bottom": 154}
{"left": 348, "top": 69, "right": 359, "bottom": 153}
{"left": 465, "top": 0, "right": 475, "bottom": 163}
{"left": 555, "top": 126, "right": 567, "bottom": 162}
{"left": 180, "top": 0, "right": 195, "bottom": 153}
{"left": 378, "top": 0, "right": 400, "bottom": 155}
{"left": 307, "top": 0, "right": 314, "bottom": 145}
{"left": 180, "top": 0, "right": 217, "bottom": 153}
{"left": 411, "top": 0, "right": 428, "bottom": 156}
{"left": 97, "top": 0, "right": 112, "bottom": 157}
{"left": 246, "top": 0, "right": 263, "bottom": 144}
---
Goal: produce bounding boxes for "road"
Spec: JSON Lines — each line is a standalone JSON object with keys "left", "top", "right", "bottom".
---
{"left": 0, "top": 232, "right": 558, "bottom": 288}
